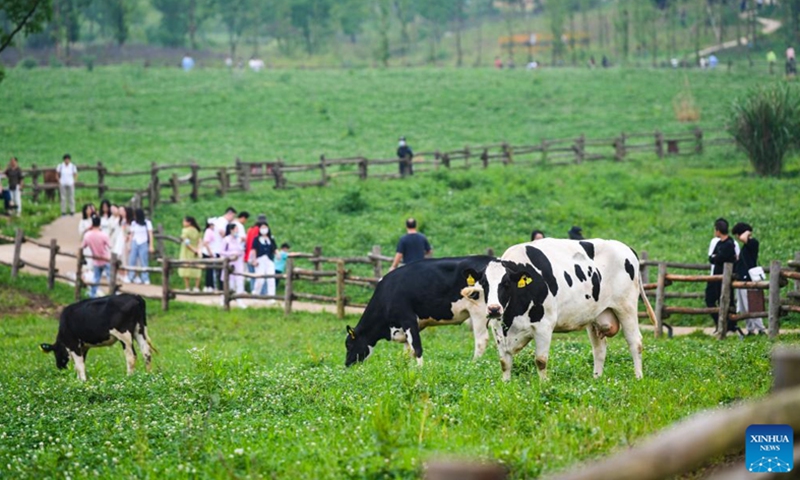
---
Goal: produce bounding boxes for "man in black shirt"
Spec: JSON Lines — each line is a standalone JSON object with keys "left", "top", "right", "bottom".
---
{"left": 732, "top": 222, "right": 766, "bottom": 335}
{"left": 705, "top": 218, "right": 739, "bottom": 334}
{"left": 397, "top": 137, "right": 414, "bottom": 176}
{"left": 389, "top": 218, "right": 431, "bottom": 272}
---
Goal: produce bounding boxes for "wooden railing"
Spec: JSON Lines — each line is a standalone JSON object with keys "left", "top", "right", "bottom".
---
{"left": 19, "top": 127, "right": 732, "bottom": 216}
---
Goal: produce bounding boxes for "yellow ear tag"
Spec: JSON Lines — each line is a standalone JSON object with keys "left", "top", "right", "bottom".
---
{"left": 466, "top": 275, "right": 475, "bottom": 286}
{"left": 517, "top": 276, "right": 532, "bottom": 288}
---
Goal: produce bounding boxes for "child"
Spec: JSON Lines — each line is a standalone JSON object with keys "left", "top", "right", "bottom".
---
{"left": 274, "top": 242, "right": 292, "bottom": 291}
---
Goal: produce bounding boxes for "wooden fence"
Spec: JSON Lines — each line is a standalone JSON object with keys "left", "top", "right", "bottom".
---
{"left": 638, "top": 251, "right": 800, "bottom": 340}
{"left": 20, "top": 127, "right": 732, "bottom": 215}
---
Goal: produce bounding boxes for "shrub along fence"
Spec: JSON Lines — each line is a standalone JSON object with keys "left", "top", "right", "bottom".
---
{"left": 3, "top": 227, "right": 799, "bottom": 332}
{"left": 20, "top": 127, "right": 732, "bottom": 215}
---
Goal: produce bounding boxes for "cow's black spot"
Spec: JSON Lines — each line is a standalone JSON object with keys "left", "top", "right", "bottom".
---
{"left": 585, "top": 294, "right": 590, "bottom": 299}
{"left": 564, "top": 271, "right": 573, "bottom": 287}
{"left": 587, "top": 266, "right": 593, "bottom": 278}
{"left": 579, "top": 241, "right": 595, "bottom": 259}
{"left": 591, "top": 269, "right": 602, "bottom": 301}
{"left": 624, "top": 258, "right": 635, "bottom": 281}
{"left": 525, "top": 246, "right": 559, "bottom": 296}
{"left": 574, "top": 264, "right": 587, "bottom": 282}
{"left": 529, "top": 304, "right": 544, "bottom": 324}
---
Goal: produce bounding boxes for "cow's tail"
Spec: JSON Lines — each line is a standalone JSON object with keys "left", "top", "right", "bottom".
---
{"left": 638, "top": 275, "right": 657, "bottom": 326}
{"left": 137, "top": 295, "right": 159, "bottom": 354}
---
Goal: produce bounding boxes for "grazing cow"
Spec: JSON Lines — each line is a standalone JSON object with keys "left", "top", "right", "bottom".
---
{"left": 40, "top": 294, "right": 155, "bottom": 381}
{"left": 345, "top": 256, "right": 494, "bottom": 367}
{"left": 42, "top": 169, "right": 58, "bottom": 202}
{"left": 462, "top": 238, "right": 656, "bottom": 381}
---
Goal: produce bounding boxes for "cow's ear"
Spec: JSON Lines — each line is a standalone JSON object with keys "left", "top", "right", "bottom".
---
{"left": 40, "top": 343, "right": 54, "bottom": 353}
{"left": 346, "top": 326, "right": 356, "bottom": 339}
{"left": 463, "top": 269, "right": 481, "bottom": 286}
{"left": 508, "top": 271, "right": 533, "bottom": 289}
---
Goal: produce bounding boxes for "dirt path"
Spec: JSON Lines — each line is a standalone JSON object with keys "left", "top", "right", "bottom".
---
{"left": 698, "top": 12, "right": 781, "bottom": 57}
{"left": 0, "top": 215, "right": 364, "bottom": 315}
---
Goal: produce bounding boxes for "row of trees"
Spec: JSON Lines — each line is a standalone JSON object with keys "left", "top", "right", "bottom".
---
{"left": 4, "top": 0, "right": 800, "bottom": 66}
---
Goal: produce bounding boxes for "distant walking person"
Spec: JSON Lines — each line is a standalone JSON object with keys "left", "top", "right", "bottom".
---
{"left": 81, "top": 215, "right": 111, "bottom": 298}
{"left": 4, "top": 157, "right": 23, "bottom": 216}
{"left": 56, "top": 154, "right": 78, "bottom": 216}
{"left": 397, "top": 137, "right": 414, "bottom": 176}
{"left": 705, "top": 218, "right": 740, "bottom": 335}
{"left": 530, "top": 229, "right": 545, "bottom": 241}
{"left": 179, "top": 216, "right": 203, "bottom": 292}
{"left": 389, "top": 218, "right": 432, "bottom": 272}
{"left": 127, "top": 208, "right": 154, "bottom": 285}
{"left": 732, "top": 222, "right": 766, "bottom": 335}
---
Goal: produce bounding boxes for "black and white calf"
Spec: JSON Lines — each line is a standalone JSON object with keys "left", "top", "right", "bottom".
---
{"left": 345, "top": 256, "right": 494, "bottom": 367}
{"left": 462, "top": 239, "right": 656, "bottom": 381}
{"left": 40, "top": 294, "right": 155, "bottom": 381}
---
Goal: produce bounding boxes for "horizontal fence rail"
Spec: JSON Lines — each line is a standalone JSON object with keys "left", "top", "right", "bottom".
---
{"left": 15, "top": 127, "right": 734, "bottom": 216}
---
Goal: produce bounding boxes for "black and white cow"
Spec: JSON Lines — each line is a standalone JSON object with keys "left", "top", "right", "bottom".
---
{"left": 40, "top": 294, "right": 155, "bottom": 381}
{"left": 345, "top": 256, "right": 494, "bottom": 367}
{"left": 462, "top": 238, "right": 656, "bottom": 381}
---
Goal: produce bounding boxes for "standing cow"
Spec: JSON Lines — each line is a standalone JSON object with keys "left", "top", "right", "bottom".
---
{"left": 40, "top": 294, "right": 156, "bottom": 381}
{"left": 345, "top": 256, "right": 494, "bottom": 367}
{"left": 462, "top": 238, "right": 656, "bottom": 381}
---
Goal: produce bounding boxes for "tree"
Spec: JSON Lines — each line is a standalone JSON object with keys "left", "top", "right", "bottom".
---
{"left": 548, "top": 1, "right": 566, "bottom": 65}
{"left": 372, "top": 0, "right": 390, "bottom": 66}
{"left": 0, "top": 0, "right": 51, "bottom": 55}
{"left": 151, "top": 0, "right": 189, "bottom": 47}
{"left": 332, "top": 0, "right": 367, "bottom": 43}
{"left": 217, "top": 0, "right": 251, "bottom": 59}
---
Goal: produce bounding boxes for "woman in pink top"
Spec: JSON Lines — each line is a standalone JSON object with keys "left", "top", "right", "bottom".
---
{"left": 81, "top": 216, "right": 111, "bottom": 298}
{"left": 220, "top": 223, "right": 246, "bottom": 307}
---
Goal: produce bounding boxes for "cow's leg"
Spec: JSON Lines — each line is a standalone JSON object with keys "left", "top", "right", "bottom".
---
{"left": 111, "top": 330, "right": 136, "bottom": 375}
{"left": 135, "top": 325, "right": 153, "bottom": 372}
{"left": 615, "top": 305, "right": 644, "bottom": 379}
{"left": 586, "top": 325, "right": 608, "bottom": 378}
{"left": 470, "top": 316, "right": 490, "bottom": 360}
{"left": 531, "top": 327, "right": 553, "bottom": 381}
{"left": 70, "top": 350, "right": 87, "bottom": 381}
{"left": 403, "top": 324, "right": 424, "bottom": 367}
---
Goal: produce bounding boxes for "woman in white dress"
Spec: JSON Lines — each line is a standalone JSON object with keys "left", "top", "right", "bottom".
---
{"left": 78, "top": 203, "right": 96, "bottom": 285}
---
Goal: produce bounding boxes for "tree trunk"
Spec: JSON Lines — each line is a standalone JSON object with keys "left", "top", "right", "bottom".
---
{"left": 455, "top": 16, "right": 463, "bottom": 67}
{"left": 474, "top": 17, "right": 483, "bottom": 66}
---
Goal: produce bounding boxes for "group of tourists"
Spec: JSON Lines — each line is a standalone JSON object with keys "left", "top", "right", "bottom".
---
{"left": 178, "top": 206, "right": 292, "bottom": 309}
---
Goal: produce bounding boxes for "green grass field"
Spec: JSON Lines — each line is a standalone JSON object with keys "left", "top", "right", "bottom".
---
{"left": 0, "top": 267, "right": 792, "bottom": 479}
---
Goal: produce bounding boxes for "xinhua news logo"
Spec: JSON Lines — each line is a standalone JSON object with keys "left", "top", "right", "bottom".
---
{"left": 746, "top": 424, "right": 794, "bottom": 473}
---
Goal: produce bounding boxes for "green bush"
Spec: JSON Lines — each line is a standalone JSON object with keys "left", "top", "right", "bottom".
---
{"left": 728, "top": 83, "right": 800, "bottom": 177}
{"left": 82, "top": 55, "right": 96, "bottom": 72}
{"left": 19, "top": 57, "right": 38, "bottom": 69}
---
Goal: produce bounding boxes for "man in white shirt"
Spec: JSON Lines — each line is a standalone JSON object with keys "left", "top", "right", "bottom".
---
{"left": 56, "top": 154, "right": 78, "bottom": 216}
{"left": 213, "top": 207, "right": 237, "bottom": 256}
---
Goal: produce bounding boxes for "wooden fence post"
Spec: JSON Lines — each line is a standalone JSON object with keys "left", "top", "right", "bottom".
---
{"left": 481, "top": 148, "right": 489, "bottom": 168}
{"left": 614, "top": 133, "right": 627, "bottom": 161}
{"left": 170, "top": 173, "right": 179, "bottom": 203}
{"left": 358, "top": 158, "right": 368, "bottom": 180}
{"left": 424, "top": 460, "right": 507, "bottom": 480}
{"left": 502, "top": 142, "right": 512, "bottom": 165}
{"left": 149, "top": 162, "right": 159, "bottom": 214}
{"left": 161, "top": 257, "right": 170, "bottom": 311}
{"left": 218, "top": 168, "right": 228, "bottom": 196}
{"left": 463, "top": 145, "right": 470, "bottom": 168}
{"left": 486, "top": 248, "right": 495, "bottom": 257}
{"left": 312, "top": 246, "right": 322, "bottom": 281}
{"left": 541, "top": 139, "right": 548, "bottom": 164}
{"left": 772, "top": 348, "right": 800, "bottom": 392}
{"left": 109, "top": 253, "right": 119, "bottom": 295}
{"left": 769, "top": 260, "right": 782, "bottom": 339}
{"left": 655, "top": 130, "right": 664, "bottom": 158}
{"left": 655, "top": 262, "right": 667, "bottom": 338}
{"left": 319, "top": 154, "right": 328, "bottom": 186}
{"left": 273, "top": 162, "right": 286, "bottom": 189}
{"left": 717, "top": 262, "right": 734, "bottom": 340}
{"left": 336, "top": 260, "right": 346, "bottom": 320}
{"left": 442, "top": 153, "right": 451, "bottom": 169}
{"left": 156, "top": 224, "right": 166, "bottom": 260}
{"left": 75, "top": 248, "right": 84, "bottom": 302}
{"left": 31, "top": 164, "right": 41, "bottom": 203}
{"left": 222, "top": 257, "right": 231, "bottom": 311}
{"left": 190, "top": 162, "right": 200, "bottom": 201}
{"left": 574, "top": 135, "right": 585, "bottom": 164}
{"left": 97, "top": 161, "right": 107, "bottom": 198}
{"left": 694, "top": 127, "right": 703, "bottom": 154}
{"left": 371, "top": 245, "right": 382, "bottom": 279}
{"left": 793, "top": 251, "right": 800, "bottom": 295}
{"left": 11, "top": 228, "right": 23, "bottom": 278}
{"left": 47, "top": 238, "right": 58, "bottom": 290}
{"left": 284, "top": 257, "right": 294, "bottom": 315}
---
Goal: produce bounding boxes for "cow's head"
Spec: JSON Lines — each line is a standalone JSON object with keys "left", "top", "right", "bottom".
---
{"left": 344, "top": 325, "right": 371, "bottom": 367}
{"left": 40, "top": 342, "right": 69, "bottom": 369}
{"left": 481, "top": 260, "right": 538, "bottom": 320}
{"left": 460, "top": 267, "right": 488, "bottom": 315}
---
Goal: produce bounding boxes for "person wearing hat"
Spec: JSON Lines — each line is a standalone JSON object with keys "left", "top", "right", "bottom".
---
{"left": 397, "top": 136, "right": 414, "bottom": 176}
{"left": 56, "top": 153, "right": 78, "bottom": 216}
{"left": 568, "top": 226, "right": 584, "bottom": 240}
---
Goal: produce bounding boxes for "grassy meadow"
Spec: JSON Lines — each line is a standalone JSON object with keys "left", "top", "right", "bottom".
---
{"left": 0, "top": 267, "right": 793, "bottom": 479}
